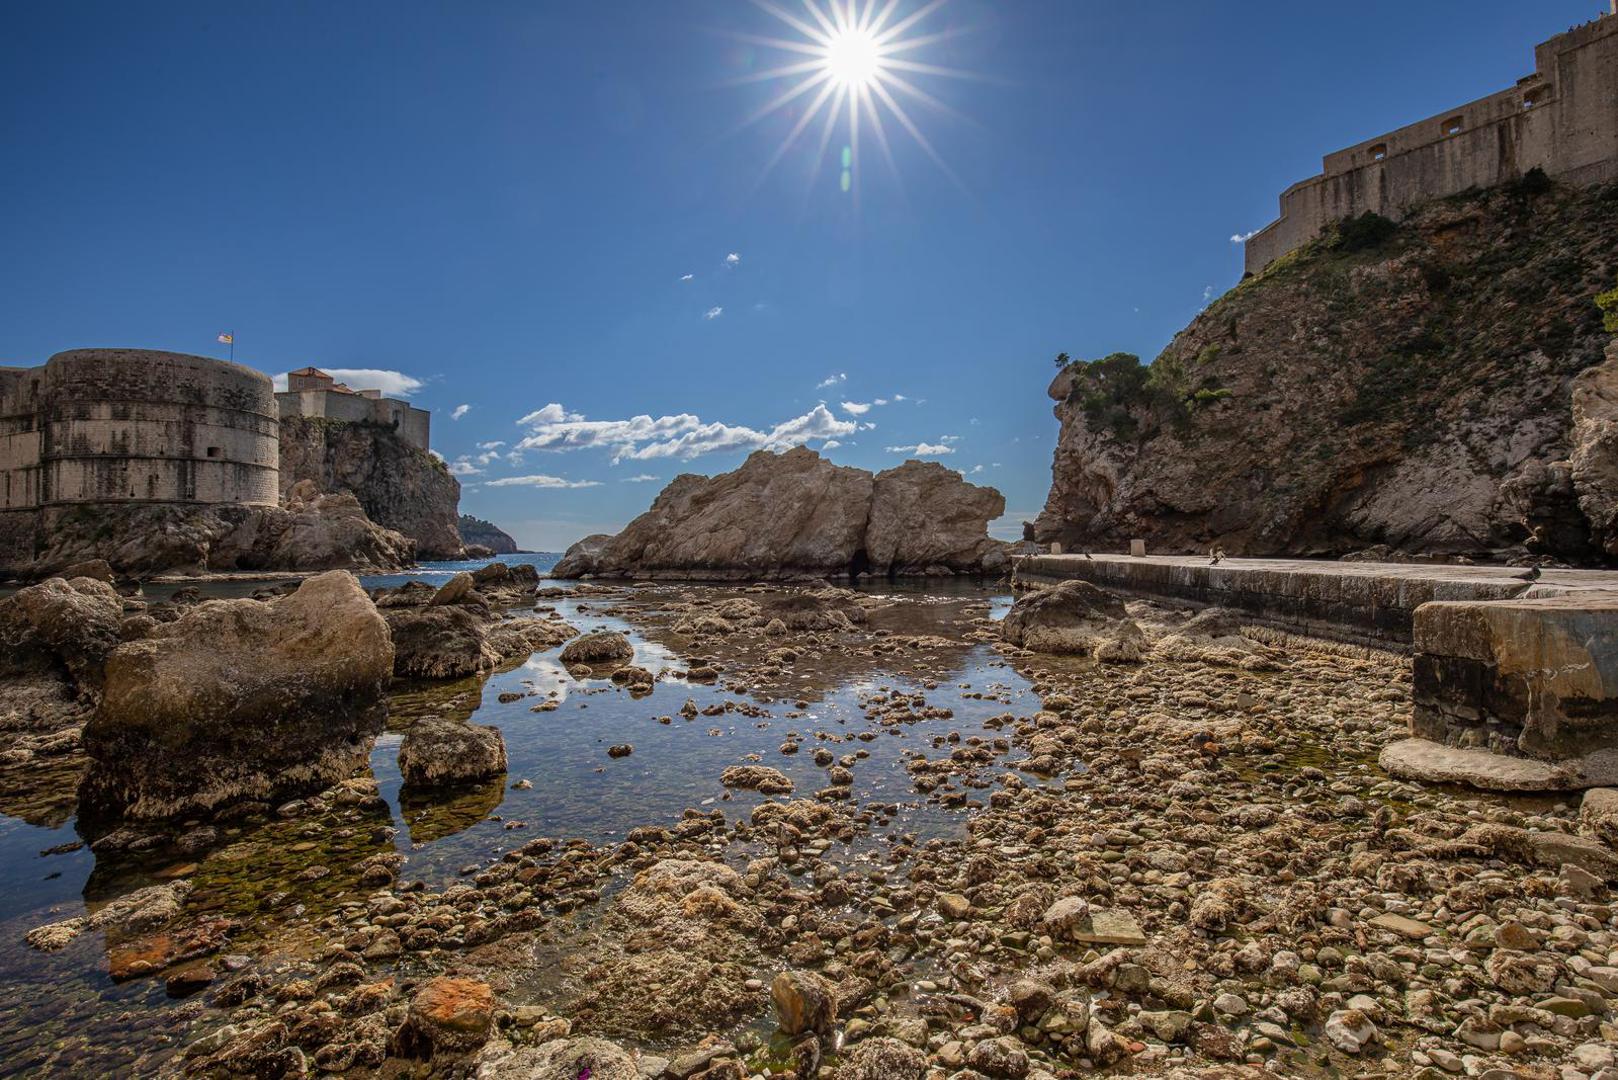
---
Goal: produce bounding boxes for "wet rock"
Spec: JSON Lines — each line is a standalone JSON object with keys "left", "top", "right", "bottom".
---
{"left": 1000, "top": 580, "right": 1145, "bottom": 658}
{"left": 79, "top": 572, "right": 391, "bottom": 820}
{"left": 720, "top": 765, "right": 794, "bottom": 794}
{"left": 832, "top": 1037, "right": 926, "bottom": 1079}
{"left": 1323, "top": 1008, "right": 1377, "bottom": 1054}
{"left": 27, "top": 880, "right": 192, "bottom": 951}
{"left": 771, "top": 969, "right": 837, "bottom": 1036}
{"left": 430, "top": 571, "right": 478, "bottom": 606}
{"left": 404, "top": 977, "right": 495, "bottom": 1055}
{"left": 475, "top": 1036, "right": 639, "bottom": 1079}
{"left": 559, "top": 631, "right": 634, "bottom": 665}
{"left": 399, "top": 719, "right": 508, "bottom": 786}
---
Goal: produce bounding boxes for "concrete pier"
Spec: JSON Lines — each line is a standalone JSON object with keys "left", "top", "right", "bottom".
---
{"left": 1014, "top": 554, "right": 1618, "bottom": 647}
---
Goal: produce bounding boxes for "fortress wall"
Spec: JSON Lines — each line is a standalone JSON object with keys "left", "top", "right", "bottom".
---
{"left": 0, "top": 368, "right": 43, "bottom": 511}
{"left": 38, "top": 350, "right": 280, "bottom": 507}
{"left": 1246, "top": 16, "right": 1618, "bottom": 274}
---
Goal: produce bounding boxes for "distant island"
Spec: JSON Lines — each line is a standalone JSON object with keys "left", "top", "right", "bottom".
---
{"left": 457, "top": 514, "right": 520, "bottom": 555}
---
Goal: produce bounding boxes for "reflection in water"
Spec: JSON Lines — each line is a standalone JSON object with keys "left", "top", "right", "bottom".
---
{"left": 0, "top": 562, "right": 1027, "bottom": 1074}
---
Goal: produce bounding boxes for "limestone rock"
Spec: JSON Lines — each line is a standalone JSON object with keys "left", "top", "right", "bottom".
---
{"left": 387, "top": 606, "right": 502, "bottom": 679}
{"left": 864, "top": 460, "right": 1006, "bottom": 574}
{"left": 1378, "top": 739, "right": 1618, "bottom": 792}
{"left": 720, "top": 765, "right": 794, "bottom": 794}
{"left": 1030, "top": 187, "right": 1618, "bottom": 561}
{"left": 475, "top": 1036, "right": 639, "bottom": 1080}
{"left": 399, "top": 719, "right": 508, "bottom": 786}
{"left": 1000, "top": 580, "right": 1145, "bottom": 657}
{"left": 832, "top": 1037, "right": 926, "bottom": 1079}
{"left": 0, "top": 575, "right": 125, "bottom": 689}
{"left": 559, "top": 631, "right": 634, "bottom": 666}
{"left": 771, "top": 969, "right": 837, "bottom": 1036}
{"left": 79, "top": 571, "right": 392, "bottom": 820}
{"left": 552, "top": 447, "right": 1005, "bottom": 579}
{"left": 405, "top": 977, "right": 495, "bottom": 1055}
{"left": 1582, "top": 787, "right": 1618, "bottom": 847}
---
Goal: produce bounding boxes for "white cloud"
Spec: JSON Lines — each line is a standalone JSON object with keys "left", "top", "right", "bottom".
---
{"left": 970, "top": 464, "right": 983, "bottom": 473}
{"left": 451, "top": 404, "right": 471, "bottom": 420}
{"left": 892, "top": 393, "right": 908, "bottom": 401}
{"left": 484, "top": 474, "right": 603, "bottom": 488}
{"left": 270, "top": 368, "right": 425, "bottom": 396}
{"left": 724, "top": 252, "right": 741, "bottom": 267}
{"left": 840, "top": 401, "right": 872, "bottom": 416}
{"left": 680, "top": 273, "right": 694, "bottom": 281}
{"left": 428, "top": 449, "right": 445, "bottom": 462}
{"left": 448, "top": 457, "right": 482, "bottom": 476}
{"left": 886, "top": 441, "right": 955, "bottom": 457}
{"left": 1202, "top": 284, "right": 1215, "bottom": 304}
{"left": 1230, "top": 228, "right": 1262, "bottom": 244}
{"left": 816, "top": 373, "right": 847, "bottom": 389}
{"left": 704, "top": 306, "right": 723, "bottom": 320}
{"left": 622, "top": 474, "right": 661, "bottom": 483}
{"left": 821, "top": 439, "right": 842, "bottom": 450}
{"left": 477, "top": 440, "right": 506, "bottom": 450}
{"left": 515, "top": 401, "right": 857, "bottom": 463}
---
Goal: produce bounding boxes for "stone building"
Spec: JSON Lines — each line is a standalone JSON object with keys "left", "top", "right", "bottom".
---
{"left": 1, "top": 349, "right": 280, "bottom": 529}
{"left": 1245, "top": 8, "right": 1618, "bottom": 274}
{"left": 276, "top": 366, "right": 430, "bottom": 451}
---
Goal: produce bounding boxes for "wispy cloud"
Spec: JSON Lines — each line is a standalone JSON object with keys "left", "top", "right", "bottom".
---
{"left": 484, "top": 474, "right": 603, "bottom": 489}
{"left": 515, "top": 402, "right": 856, "bottom": 463}
{"left": 886, "top": 441, "right": 954, "bottom": 457}
{"left": 451, "top": 404, "right": 471, "bottom": 421}
{"left": 447, "top": 457, "right": 482, "bottom": 476}
{"left": 271, "top": 368, "right": 425, "bottom": 396}
{"left": 622, "top": 473, "right": 661, "bottom": 483}
{"left": 1230, "top": 228, "right": 1262, "bottom": 244}
{"left": 817, "top": 373, "right": 847, "bottom": 389}
{"left": 704, "top": 306, "right": 724, "bottom": 320}
{"left": 840, "top": 401, "right": 872, "bottom": 416}
{"left": 679, "top": 273, "right": 694, "bottom": 282}
{"left": 724, "top": 252, "right": 741, "bottom": 267}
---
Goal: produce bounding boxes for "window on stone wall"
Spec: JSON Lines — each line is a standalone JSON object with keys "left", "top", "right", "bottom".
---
{"left": 1369, "top": 143, "right": 1388, "bottom": 162}
{"left": 1444, "top": 116, "right": 1464, "bottom": 135}
{"left": 206, "top": 446, "right": 220, "bottom": 458}
{"left": 1523, "top": 86, "right": 1549, "bottom": 110}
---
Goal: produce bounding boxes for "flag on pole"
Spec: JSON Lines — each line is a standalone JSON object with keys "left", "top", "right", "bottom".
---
{"left": 217, "top": 332, "right": 233, "bottom": 344}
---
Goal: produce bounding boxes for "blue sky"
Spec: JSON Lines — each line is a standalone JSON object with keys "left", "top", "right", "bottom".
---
{"left": 1, "top": 1, "right": 1606, "bottom": 550}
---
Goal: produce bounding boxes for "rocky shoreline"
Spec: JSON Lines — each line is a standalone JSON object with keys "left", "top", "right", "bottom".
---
{"left": 6, "top": 567, "right": 1618, "bottom": 1078}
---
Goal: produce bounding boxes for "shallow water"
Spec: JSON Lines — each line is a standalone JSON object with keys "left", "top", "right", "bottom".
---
{"left": 0, "top": 560, "right": 1032, "bottom": 1074}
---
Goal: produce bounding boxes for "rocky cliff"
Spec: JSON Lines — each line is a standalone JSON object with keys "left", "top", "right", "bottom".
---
{"left": 553, "top": 447, "right": 1006, "bottom": 579}
{"left": 278, "top": 416, "right": 464, "bottom": 558}
{"left": 1033, "top": 179, "right": 1618, "bottom": 561}
{"left": 457, "top": 515, "right": 519, "bottom": 554}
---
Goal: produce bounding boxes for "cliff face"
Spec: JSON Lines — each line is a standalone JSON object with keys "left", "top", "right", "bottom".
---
{"left": 457, "top": 515, "right": 518, "bottom": 554}
{"left": 278, "top": 416, "right": 464, "bottom": 559}
{"left": 1034, "top": 180, "right": 1618, "bottom": 561}
{"left": 554, "top": 448, "right": 1006, "bottom": 579}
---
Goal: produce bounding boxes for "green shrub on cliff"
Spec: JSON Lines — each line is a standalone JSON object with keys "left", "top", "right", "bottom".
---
{"left": 1600, "top": 275, "right": 1618, "bottom": 333}
{"left": 1060, "top": 351, "right": 1229, "bottom": 440}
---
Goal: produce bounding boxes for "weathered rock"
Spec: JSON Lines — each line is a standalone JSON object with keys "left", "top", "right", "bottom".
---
{"left": 552, "top": 447, "right": 1005, "bottom": 579}
{"left": 1379, "top": 739, "right": 1618, "bottom": 792}
{"left": 28, "top": 880, "right": 192, "bottom": 951}
{"left": 431, "top": 572, "right": 478, "bottom": 606}
{"left": 832, "top": 1037, "right": 926, "bottom": 1080}
{"left": 559, "top": 631, "right": 634, "bottom": 666}
{"left": 386, "top": 603, "right": 575, "bottom": 680}
{"left": 475, "top": 1036, "right": 639, "bottom": 1080}
{"left": 278, "top": 414, "right": 464, "bottom": 559}
{"left": 1000, "top": 580, "right": 1145, "bottom": 657}
{"left": 405, "top": 977, "right": 495, "bottom": 1055}
{"left": 0, "top": 575, "right": 125, "bottom": 688}
{"left": 720, "top": 765, "right": 794, "bottom": 794}
{"left": 771, "top": 970, "right": 837, "bottom": 1036}
{"left": 1033, "top": 187, "right": 1618, "bottom": 561}
{"left": 79, "top": 572, "right": 392, "bottom": 820}
{"left": 25, "top": 494, "right": 414, "bottom": 577}
{"left": 399, "top": 719, "right": 507, "bottom": 786}
{"left": 1581, "top": 786, "right": 1618, "bottom": 847}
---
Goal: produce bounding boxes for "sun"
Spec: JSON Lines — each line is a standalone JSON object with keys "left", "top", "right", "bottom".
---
{"left": 822, "top": 25, "right": 883, "bottom": 88}
{"left": 727, "top": 0, "right": 973, "bottom": 196}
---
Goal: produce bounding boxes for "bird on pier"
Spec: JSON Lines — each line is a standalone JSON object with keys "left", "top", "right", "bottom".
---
{"left": 1514, "top": 565, "right": 1542, "bottom": 582}
{"left": 1083, "top": 550, "right": 1093, "bottom": 561}
{"left": 1209, "top": 546, "right": 1225, "bottom": 566}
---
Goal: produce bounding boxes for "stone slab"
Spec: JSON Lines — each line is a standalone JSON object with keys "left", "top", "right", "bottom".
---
{"left": 1379, "top": 738, "right": 1618, "bottom": 792}
{"left": 1068, "top": 909, "right": 1147, "bottom": 947}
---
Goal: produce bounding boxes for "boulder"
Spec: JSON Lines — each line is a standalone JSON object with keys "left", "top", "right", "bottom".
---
{"left": 721, "top": 765, "right": 794, "bottom": 794}
{"left": 1000, "top": 580, "right": 1146, "bottom": 657}
{"left": 559, "top": 630, "right": 634, "bottom": 666}
{"left": 79, "top": 571, "right": 392, "bottom": 820}
{"left": 833, "top": 1037, "right": 927, "bottom": 1080}
{"left": 387, "top": 606, "right": 500, "bottom": 679}
{"left": 430, "top": 572, "right": 478, "bottom": 606}
{"left": 405, "top": 977, "right": 495, "bottom": 1055}
{"left": 475, "top": 1037, "right": 639, "bottom": 1080}
{"left": 771, "top": 970, "right": 838, "bottom": 1036}
{"left": 0, "top": 575, "right": 125, "bottom": 688}
{"left": 399, "top": 718, "right": 508, "bottom": 786}
{"left": 865, "top": 460, "right": 1006, "bottom": 574}
{"left": 551, "top": 447, "right": 1005, "bottom": 580}
{"left": 1582, "top": 787, "right": 1618, "bottom": 847}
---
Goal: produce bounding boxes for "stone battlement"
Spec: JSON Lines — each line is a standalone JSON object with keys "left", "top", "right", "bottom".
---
{"left": 1245, "top": 12, "right": 1618, "bottom": 275}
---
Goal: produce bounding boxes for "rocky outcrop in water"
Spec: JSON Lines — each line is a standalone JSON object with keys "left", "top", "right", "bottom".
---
{"left": 380, "top": 568, "right": 575, "bottom": 679}
{"left": 1000, "top": 580, "right": 1146, "bottom": 660}
{"left": 14, "top": 491, "right": 414, "bottom": 578}
{"left": 1033, "top": 182, "right": 1618, "bottom": 561}
{"left": 553, "top": 448, "right": 1005, "bottom": 579}
{"left": 457, "top": 515, "right": 519, "bottom": 555}
{"left": 399, "top": 719, "right": 508, "bottom": 787}
{"left": 79, "top": 571, "right": 393, "bottom": 820}
{"left": 279, "top": 415, "right": 464, "bottom": 558}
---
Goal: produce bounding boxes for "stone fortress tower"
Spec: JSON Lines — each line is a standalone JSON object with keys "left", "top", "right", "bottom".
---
{"left": 1245, "top": 7, "right": 1618, "bottom": 274}
{"left": 1, "top": 349, "right": 280, "bottom": 516}
{"left": 0, "top": 348, "right": 433, "bottom": 563}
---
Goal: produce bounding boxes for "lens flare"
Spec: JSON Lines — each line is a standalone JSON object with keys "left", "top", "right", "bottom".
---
{"left": 728, "top": 0, "right": 975, "bottom": 197}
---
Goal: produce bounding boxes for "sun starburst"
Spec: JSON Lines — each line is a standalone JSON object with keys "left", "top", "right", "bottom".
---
{"left": 727, "top": 0, "right": 974, "bottom": 199}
